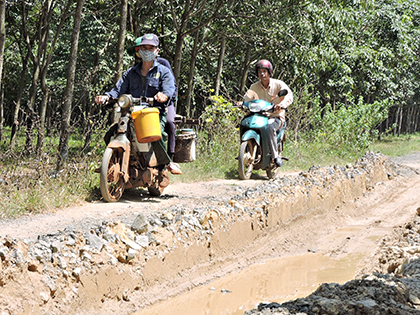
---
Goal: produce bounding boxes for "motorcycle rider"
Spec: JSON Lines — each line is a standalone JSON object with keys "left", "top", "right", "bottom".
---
{"left": 95, "top": 33, "right": 182, "bottom": 175}
{"left": 243, "top": 59, "right": 293, "bottom": 167}
{"left": 127, "top": 37, "right": 178, "bottom": 164}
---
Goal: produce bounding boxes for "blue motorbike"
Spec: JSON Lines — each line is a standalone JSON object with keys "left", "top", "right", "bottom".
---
{"left": 238, "top": 89, "right": 288, "bottom": 180}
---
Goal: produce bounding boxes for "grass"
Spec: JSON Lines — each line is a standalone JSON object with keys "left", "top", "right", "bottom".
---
{"left": 1, "top": 127, "right": 419, "bottom": 219}
{"left": 369, "top": 133, "right": 420, "bottom": 157}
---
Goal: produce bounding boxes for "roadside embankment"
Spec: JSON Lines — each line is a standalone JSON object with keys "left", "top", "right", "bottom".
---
{"left": 0, "top": 152, "right": 417, "bottom": 314}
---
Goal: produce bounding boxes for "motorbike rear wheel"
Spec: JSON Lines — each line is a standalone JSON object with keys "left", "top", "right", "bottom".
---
{"left": 238, "top": 140, "right": 254, "bottom": 180}
{"left": 100, "top": 147, "right": 126, "bottom": 202}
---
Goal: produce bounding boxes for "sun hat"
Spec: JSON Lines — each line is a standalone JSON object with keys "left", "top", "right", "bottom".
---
{"left": 127, "top": 34, "right": 159, "bottom": 55}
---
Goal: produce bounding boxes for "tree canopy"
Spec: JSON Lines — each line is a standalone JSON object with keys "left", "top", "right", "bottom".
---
{"left": 0, "top": 0, "right": 419, "bottom": 155}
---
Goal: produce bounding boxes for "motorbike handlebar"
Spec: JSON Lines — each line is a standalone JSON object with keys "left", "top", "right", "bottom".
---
{"left": 100, "top": 94, "right": 155, "bottom": 109}
{"left": 131, "top": 96, "right": 154, "bottom": 104}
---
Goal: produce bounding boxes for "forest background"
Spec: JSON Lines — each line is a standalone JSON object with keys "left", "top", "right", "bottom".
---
{"left": 0, "top": 0, "right": 419, "bottom": 215}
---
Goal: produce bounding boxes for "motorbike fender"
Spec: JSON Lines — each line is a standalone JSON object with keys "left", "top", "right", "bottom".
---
{"left": 241, "top": 130, "right": 260, "bottom": 146}
{"left": 107, "top": 136, "right": 130, "bottom": 183}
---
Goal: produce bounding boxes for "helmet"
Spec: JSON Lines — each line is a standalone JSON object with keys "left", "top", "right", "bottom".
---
{"left": 255, "top": 59, "right": 273, "bottom": 76}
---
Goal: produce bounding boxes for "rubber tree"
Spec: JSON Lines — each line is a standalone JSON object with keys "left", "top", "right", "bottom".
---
{"left": 214, "top": 35, "right": 226, "bottom": 97}
{"left": 110, "top": 0, "right": 128, "bottom": 123}
{"left": 168, "top": 0, "right": 226, "bottom": 85}
{"left": 57, "top": 0, "right": 85, "bottom": 168}
{"left": 36, "top": 0, "right": 73, "bottom": 155}
{"left": 17, "top": 0, "right": 72, "bottom": 154}
{"left": 21, "top": 0, "right": 46, "bottom": 154}
{"left": 184, "top": 12, "right": 204, "bottom": 117}
{"left": 0, "top": 0, "right": 5, "bottom": 141}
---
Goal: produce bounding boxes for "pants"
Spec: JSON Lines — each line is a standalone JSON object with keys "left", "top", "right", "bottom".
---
{"left": 165, "top": 104, "right": 176, "bottom": 157}
{"left": 151, "top": 114, "right": 171, "bottom": 167}
{"left": 268, "top": 117, "right": 283, "bottom": 160}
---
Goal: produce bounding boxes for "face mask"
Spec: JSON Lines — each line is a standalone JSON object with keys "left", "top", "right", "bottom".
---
{"left": 136, "top": 49, "right": 158, "bottom": 62}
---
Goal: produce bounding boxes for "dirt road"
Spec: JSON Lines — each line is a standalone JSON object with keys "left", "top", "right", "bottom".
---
{"left": 0, "top": 178, "right": 265, "bottom": 240}
{"left": 1, "top": 152, "right": 417, "bottom": 242}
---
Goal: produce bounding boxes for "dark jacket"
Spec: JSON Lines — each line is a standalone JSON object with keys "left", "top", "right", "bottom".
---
{"left": 106, "top": 60, "right": 176, "bottom": 111}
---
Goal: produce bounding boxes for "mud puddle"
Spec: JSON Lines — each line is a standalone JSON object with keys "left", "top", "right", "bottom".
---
{"left": 136, "top": 252, "right": 362, "bottom": 315}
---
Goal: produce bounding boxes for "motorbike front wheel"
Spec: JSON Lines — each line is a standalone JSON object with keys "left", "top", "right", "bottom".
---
{"left": 100, "top": 147, "right": 126, "bottom": 202}
{"left": 266, "top": 140, "right": 283, "bottom": 179}
{"left": 238, "top": 140, "right": 254, "bottom": 180}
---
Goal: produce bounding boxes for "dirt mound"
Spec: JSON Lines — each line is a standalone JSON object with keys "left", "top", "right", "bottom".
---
{"left": 0, "top": 151, "right": 419, "bottom": 315}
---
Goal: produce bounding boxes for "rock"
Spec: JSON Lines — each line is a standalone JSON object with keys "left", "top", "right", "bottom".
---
{"left": 410, "top": 294, "right": 420, "bottom": 305}
{"left": 126, "top": 240, "right": 143, "bottom": 251}
{"left": 135, "top": 235, "right": 149, "bottom": 248}
{"left": 72, "top": 267, "right": 82, "bottom": 279}
{"left": 84, "top": 231, "right": 105, "bottom": 251}
{"left": 126, "top": 248, "right": 137, "bottom": 261}
{"left": 131, "top": 214, "right": 149, "bottom": 234}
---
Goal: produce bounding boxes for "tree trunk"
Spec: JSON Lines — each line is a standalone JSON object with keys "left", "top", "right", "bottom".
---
{"left": 24, "top": 65, "right": 41, "bottom": 154}
{"left": 36, "top": 0, "right": 73, "bottom": 155}
{"left": 57, "top": 0, "right": 85, "bottom": 169}
{"left": 239, "top": 45, "right": 251, "bottom": 97}
{"left": 398, "top": 105, "right": 403, "bottom": 136}
{"left": 10, "top": 51, "right": 30, "bottom": 150}
{"left": 111, "top": 0, "right": 128, "bottom": 123}
{"left": 36, "top": 87, "right": 48, "bottom": 155}
{"left": 214, "top": 36, "right": 226, "bottom": 97}
{"left": 0, "top": 82, "right": 3, "bottom": 142}
{"left": 0, "top": 0, "right": 5, "bottom": 80}
{"left": 22, "top": 0, "right": 52, "bottom": 153}
{"left": 173, "top": 32, "right": 185, "bottom": 86}
{"left": 115, "top": 0, "right": 127, "bottom": 82}
{"left": 393, "top": 106, "right": 399, "bottom": 136}
{"left": 0, "top": 0, "right": 5, "bottom": 141}
{"left": 185, "top": 20, "right": 203, "bottom": 117}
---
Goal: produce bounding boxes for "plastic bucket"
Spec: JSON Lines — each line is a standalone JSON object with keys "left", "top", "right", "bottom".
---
{"left": 131, "top": 108, "right": 162, "bottom": 143}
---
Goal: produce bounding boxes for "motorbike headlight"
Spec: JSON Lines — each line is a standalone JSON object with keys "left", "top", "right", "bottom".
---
{"left": 249, "top": 102, "right": 262, "bottom": 112}
{"left": 117, "top": 94, "right": 132, "bottom": 109}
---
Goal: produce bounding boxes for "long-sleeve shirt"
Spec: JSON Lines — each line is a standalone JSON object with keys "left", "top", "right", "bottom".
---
{"left": 106, "top": 60, "right": 176, "bottom": 112}
{"left": 244, "top": 78, "right": 293, "bottom": 119}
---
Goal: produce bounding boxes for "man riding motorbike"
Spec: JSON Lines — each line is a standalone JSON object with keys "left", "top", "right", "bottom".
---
{"left": 95, "top": 33, "right": 182, "bottom": 175}
{"left": 243, "top": 59, "right": 293, "bottom": 167}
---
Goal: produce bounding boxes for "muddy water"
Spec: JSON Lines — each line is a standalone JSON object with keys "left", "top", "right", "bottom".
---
{"left": 136, "top": 252, "right": 361, "bottom": 315}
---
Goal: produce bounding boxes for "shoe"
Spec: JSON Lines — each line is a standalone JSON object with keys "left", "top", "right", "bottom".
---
{"left": 158, "top": 169, "right": 170, "bottom": 188}
{"left": 167, "top": 162, "right": 182, "bottom": 175}
{"left": 274, "top": 157, "right": 283, "bottom": 167}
